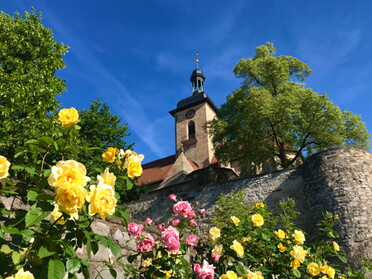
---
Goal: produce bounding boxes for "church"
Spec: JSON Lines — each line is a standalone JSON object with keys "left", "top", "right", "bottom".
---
{"left": 137, "top": 60, "right": 240, "bottom": 196}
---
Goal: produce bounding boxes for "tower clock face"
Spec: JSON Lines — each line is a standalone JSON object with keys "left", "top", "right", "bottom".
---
{"left": 185, "top": 109, "right": 196, "bottom": 119}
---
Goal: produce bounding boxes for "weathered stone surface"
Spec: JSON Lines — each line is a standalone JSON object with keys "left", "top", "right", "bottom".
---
{"left": 92, "top": 221, "right": 111, "bottom": 237}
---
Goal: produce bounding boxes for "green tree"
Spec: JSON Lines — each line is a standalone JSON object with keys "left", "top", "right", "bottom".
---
{"left": 208, "top": 42, "right": 370, "bottom": 171}
{"left": 78, "top": 100, "right": 131, "bottom": 170}
{"left": 0, "top": 9, "right": 68, "bottom": 161}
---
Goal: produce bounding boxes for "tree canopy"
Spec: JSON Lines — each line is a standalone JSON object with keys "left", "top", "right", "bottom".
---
{"left": 78, "top": 100, "right": 132, "bottom": 171}
{"left": 0, "top": 10, "right": 68, "bottom": 160}
{"left": 208, "top": 42, "right": 370, "bottom": 172}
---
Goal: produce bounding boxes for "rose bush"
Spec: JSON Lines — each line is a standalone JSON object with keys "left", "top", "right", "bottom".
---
{"left": 0, "top": 108, "right": 143, "bottom": 278}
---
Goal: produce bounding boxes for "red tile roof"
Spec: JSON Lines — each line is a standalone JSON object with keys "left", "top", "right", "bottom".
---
{"left": 137, "top": 155, "right": 176, "bottom": 186}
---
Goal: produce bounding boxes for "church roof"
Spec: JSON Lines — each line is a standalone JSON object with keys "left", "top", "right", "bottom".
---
{"left": 136, "top": 154, "right": 201, "bottom": 186}
{"left": 169, "top": 92, "right": 219, "bottom": 116}
{"left": 137, "top": 155, "right": 176, "bottom": 186}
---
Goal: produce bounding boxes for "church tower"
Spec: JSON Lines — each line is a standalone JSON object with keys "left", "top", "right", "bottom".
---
{"left": 169, "top": 57, "right": 219, "bottom": 169}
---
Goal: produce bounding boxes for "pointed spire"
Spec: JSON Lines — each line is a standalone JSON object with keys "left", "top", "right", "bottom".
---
{"left": 195, "top": 52, "right": 199, "bottom": 69}
{"left": 190, "top": 52, "right": 205, "bottom": 95}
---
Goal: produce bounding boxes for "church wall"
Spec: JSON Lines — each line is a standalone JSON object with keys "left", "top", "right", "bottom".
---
{"left": 175, "top": 103, "right": 216, "bottom": 168}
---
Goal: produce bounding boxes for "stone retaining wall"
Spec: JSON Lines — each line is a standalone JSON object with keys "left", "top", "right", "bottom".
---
{"left": 1, "top": 147, "right": 371, "bottom": 277}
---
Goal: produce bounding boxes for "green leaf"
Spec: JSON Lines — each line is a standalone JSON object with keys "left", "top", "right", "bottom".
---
{"left": 261, "top": 233, "right": 269, "bottom": 241}
{"left": 126, "top": 177, "right": 133, "bottom": 190}
{"left": 19, "top": 229, "right": 35, "bottom": 241}
{"left": 91, "top": 241, "right": 99, "bottom": 255}
{"left": 1, "top": 244, "right": 12, "bottom": 254}
{"left": 25, "top": 203, "right": 52, "bottom": 227}
{"left": 0, "top": 208, "right": 12, "bottom": 216}
{"left": 25, "top": 166, "right": 36, "bottom": 175}
{"left": 12, "top": 251, "right": 21, "bottom": 265}
{"left": 127, "top": 255, "right": 136, "bottom": 263}
{"left": 41, "top": 137, "right": 54, "bottom": 144}
{"left": 292, "top": 268, "right": 301, "bottom": 278}
{"left": 66, "top": 258, "right": 81, "bottom": 274}
{"left": 27, "top": 189, "right": 39, "bottom": 201}
{"left": 25, "top": 139, "right": 38, "bottom": 144}
{"left": 83, "top": 231, "right": 91, "bottom": 259}
{"left": 44, "top": 169, "right": 51, "bottom": 178}
{"left": 48, "top": 259, "right": 65, "bottom": 279}
{"left": 337, "top": 255, "right": 348, "bottom": 263}
{"left": 235, "top": 264, "right": 246, "bottom": 275}
{"left": 109, "top": 267, "right": 117, "bottom": 278}
{"left": 12, "top": 165, "right": 25, "bottom": 170}
{"left": 38, "top": 245, "right": 56, "bottom": 259}
{"left": 110, "top": 242, "right": 122, "bottom": 258}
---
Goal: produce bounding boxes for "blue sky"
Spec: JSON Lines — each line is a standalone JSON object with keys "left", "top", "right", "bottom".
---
{"left": 2, "top": 0, "right": 372, "bottom": 163}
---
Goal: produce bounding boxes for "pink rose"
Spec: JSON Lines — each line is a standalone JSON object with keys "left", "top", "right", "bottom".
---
{"left": 194, "top": 260, "right": 215, "bottom": 279}
{"left": 145, "top": 218, "right": 153, "bottom": 225}
{"left": 189, "top": 219, "right": 197, "bottom": 226}
{"left": 173, "top": 201, "right": 193, "bottom": 218}
{"left": 172, "top": 219, "right": 181, "bottom": 227}
{"left": 212, "top": 253, "right": 220, "bottom": 262}
{"left": 187, "top": 234, "right": 197, "bottom": 246}
{"left": 136, "top": 233, "right": 155, "bottom": 253}
{"left": 161, "top": 226, "right": 180, "bottom": 252}
{"left": 157, "top": 224, "right": 164, "bottom": 231}
{"left": 169, "top": 194, "right": 177, "bottom": 201}
{"left": 195, "top": 201, "right": 199, "bottom": 205}
{"left": 127, "top": 223, "right": 143, "bottom": 239}
{"left": 187, "top": 210, "right": 196, "bottom": 218}
{"left": 199, "top": 208, "right": 206, "bottom": 216}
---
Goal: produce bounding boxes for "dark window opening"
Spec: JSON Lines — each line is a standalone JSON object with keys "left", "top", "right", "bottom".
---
{"left": 188, "top": 121, "right": 195, "bottom": 139}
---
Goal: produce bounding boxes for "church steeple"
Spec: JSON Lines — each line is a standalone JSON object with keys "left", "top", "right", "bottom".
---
{"left": 190, "top": 52, "right": 206, "bottom": 95}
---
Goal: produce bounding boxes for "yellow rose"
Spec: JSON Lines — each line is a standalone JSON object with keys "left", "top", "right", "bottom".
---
{"left": 307, "top": 262, "right": 321, "bottom": 276}
{"left": 58, "top": 107, "right": 79, "bottom": 128}
{"left": 142, "top": 259, "right": 152, "bottom": 267}
{"left": 321, "top": 265, "right": 336, "bottom": 279}
{"left": 290, "top": 245, "right": 308, "bottom": 263}
{"left": 102, "top": 147, "right": 118, "bottom": 163}
{"left": 50, "top": 203, "right": 66, "bottom": 225}
{"left": 230, "top": 216, "right": 240, "bottom": 226}
{"left": 275, "top": 229, "right": 286, "bottom": 240}
{"left": 230, "top": 240, "right": 244, "bottom": 258}
{"left": 255, "top": 202, "right": 265, "bottom": 209}
{"left": 293, "top": 230, "right": 306, "bottom": 245}
{"left": 55, "top": 184, "right": 88, "bottom": 219}
{"left": 220, "top": 271, "right": 239, "bottom": 279}
{"left": 5, "top": 268, "right": 34, "bottom": 279}
{"left": 0, "top": 155, "right": 10, "bottom": 179}
{"left": 332, "top": 241, "right": 340, "bottom": 252}
{"left": 127, "top": 159, "right": 143, "bottom": 179}
{"left": 48, "top": 160, "right": 90, "bottom": 188}
{"left": 97, "top": 168, "right": 116, "bottom": 190}
{"left": 251, "top": 214, "right": 264, "bottom": 227}
{"left": 290, "top": 260, "right": 300, "bottom": 269}
{"left": 243, "top": 271, "right": 264, "bottom": 279}
{"left": 210, "top": 227, "right": 221, "bottom": 243}
{"left": 212, "top": 244, "right": 223, "bottom": 255}
{"left": 277, "top": 243, "right": 287, "bottom": 252}
{"left": 160, "top": 270, "right": 172, "bottom": 279}
{"left": 87, "top": 183, "right": 117, "bottom": 220}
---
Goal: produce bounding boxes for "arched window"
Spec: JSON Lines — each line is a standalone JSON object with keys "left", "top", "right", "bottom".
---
{"left": 188, "top": 121, "right": 195, "bottom": 139}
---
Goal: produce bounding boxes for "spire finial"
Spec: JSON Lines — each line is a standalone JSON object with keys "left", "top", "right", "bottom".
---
{"left": 195, "top": 52, "right": 199, "bottom": 69}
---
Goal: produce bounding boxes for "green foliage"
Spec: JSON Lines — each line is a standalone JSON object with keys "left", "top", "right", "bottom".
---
{"left": 208, "top": 42, "right": 370, "bottom": 171}
{"left": 0, "top": 120, "right": 133, "bottom": 278}
{"left": 0, "top": 9, "right": 68, "bottom": 163}
{"left": 78, "top": 100, "right": 131, "bottom": 171}
{"left": 205, "top": 192, "right": 367, "bottom": 278}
